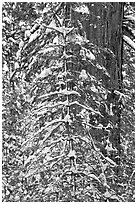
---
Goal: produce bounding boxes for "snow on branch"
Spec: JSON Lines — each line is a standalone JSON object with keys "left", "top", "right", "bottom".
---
{"left": 37, "top": 123, "right": 61, "bottom": 143}
{"left": 34, "top": 119, "right": 63, "bottom": 136}
{"left": 38, "top": 89, "right": 81, "bottom": 100}
{"left": 124, "top": 15, "right": 135, "bottom": 22}
{"left": 35, "top": 139, "right": 66, "bottom": 163}
{"left": 85, "top": 128, "right": 100, "bottom": 152}
{"left": 38, "top": 44, "right": 63, "bottom": 54}
{"left": 44, "top": 25, "right": 74, "bottom": 38}
{"left": 123, "top": 35, "right": 135, "bottom": 50}
{"left": 36, "top": 133, "right": 67, "bottom": 161}
{"left": 25, "top": 152, "right": 66, "bottom": 178}
{"left": 34, "top": 100, "right": 69, "bottom": 114}
{"left": 82, "top": 122, "right": 103, "bottom": 130}
{"left": 43, "top": 153, "right": 66, "bottom": 166}
{"left": 70, "top": 101, "right": 103, "bottom": 116}
{"left": 73, "top": 135, "right": 94, "bottom": 149}
{"left": 73, "top": 4, "right": 90, "bottom": 14}
{"left": 114, "top": 90, "right": 129, "bottom": 100}
{"left": 22, "top": 123, "right": 61, "bottom": 147}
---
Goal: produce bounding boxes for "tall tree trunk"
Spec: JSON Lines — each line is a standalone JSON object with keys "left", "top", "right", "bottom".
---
{"left": 84, "top": 2, "right": 124, "bottom": 164}
{"left": 85, "top": 2, "right": 124, "bottom": 89}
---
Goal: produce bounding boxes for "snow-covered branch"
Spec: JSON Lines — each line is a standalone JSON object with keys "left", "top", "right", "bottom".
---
{"left": 44, "top": 25, "right": 74, "bottom": 38}
{"left": 22, "top": 123, "right": 61, "bottom": 147}
{"left": 124, "top": 15, "right": 135, "bottom": 22}
{"left": 123, "top": 35, "right": 135, "bottom": 50}
{"left": 38, "top": 89, "right": 81, "bottom": 100}
{"left": 34, "top": 100, "right": 69, "bottom": 114}
{"left": 70, "top": 101, "right": 103, "bottom": 116}
{"left": 34, "top": 119, "right": 63, "bottom": 136}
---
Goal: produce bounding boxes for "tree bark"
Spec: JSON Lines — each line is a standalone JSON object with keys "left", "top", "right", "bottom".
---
{"left": 83, "top": 3, "right": 124, "bottom": 164}
{"left": 85, "top": 2, "right": 124, "bottom": 89}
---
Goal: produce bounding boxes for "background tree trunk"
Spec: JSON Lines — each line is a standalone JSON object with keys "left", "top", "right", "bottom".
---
{"left": 85, "top": 2, "right": 124, "bottom": 89}
{"left": 82, "top": 2, "right": 124, "bottom": 164}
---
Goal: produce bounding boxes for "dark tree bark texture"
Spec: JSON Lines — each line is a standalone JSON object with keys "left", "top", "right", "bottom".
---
{"left": 82, "top": 3, "right": 124, "bottom": 165}
{"left": 85, "top": 2, "right": 124, "bottom": 90}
